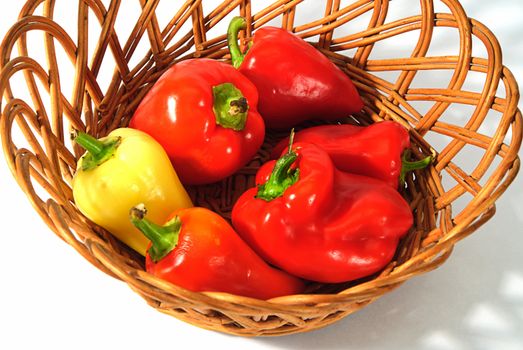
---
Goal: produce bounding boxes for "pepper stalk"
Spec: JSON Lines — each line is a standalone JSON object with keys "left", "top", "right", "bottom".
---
{"left": 213, "top": 82, "right": 249, "bottom": 131}
{"left": 72, "top": 130, "right": 122, "bottom": 171}
{"left": 399, "top": 150, "right": 433, "bottom": 187}
{"left": 130, "top": 204, "right": 181, "bottom": 263}
{"left": 227, "top": 16, "right": 247, "bottom": 69}
{"left": 256, "top": 129, "right": 300, "bottom": 201}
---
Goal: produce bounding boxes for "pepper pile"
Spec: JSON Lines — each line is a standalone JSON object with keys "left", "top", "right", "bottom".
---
{"left": 71, "top": 17, "right": 431, "bottom": 299}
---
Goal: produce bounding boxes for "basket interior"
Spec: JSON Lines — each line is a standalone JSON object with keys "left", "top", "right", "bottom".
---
{"left": 0, "top": 0, "right": 521, "bottom": 336}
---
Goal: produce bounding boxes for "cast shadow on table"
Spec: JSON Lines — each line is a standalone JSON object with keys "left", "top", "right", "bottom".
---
{"left": 255, "top": 195, "right": 523, "bottom": 350}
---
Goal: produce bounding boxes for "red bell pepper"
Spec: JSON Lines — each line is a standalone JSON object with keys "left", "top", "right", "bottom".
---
{"left": 227, "top": 17, "right": 364, "bottom": 130}
{"left": 129, "top": 58, "right": 265, "bottom": 185}
{"left": 130, "top": 205, "right": 305, "bottom": 300}
{"left": 270, "top": 121, "right": 432, "bottom": 188}
{"left": 232, "top": 140, "right": 413, "bottom": 283}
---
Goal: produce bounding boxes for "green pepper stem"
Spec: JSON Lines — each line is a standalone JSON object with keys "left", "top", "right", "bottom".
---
{"left": 228, "top": 16, "right": 247, "bottom": 69}
{"left": 256, "top": 130, "right": 300, "bottom": 201}
{"left": 72, "top": 130, "right": 104, "bottom": 155}
{"left": 129, "top": 204, "right": 181, "bottom": 263}
{"left": 73, "top": 130, "right": 121, "bottom": 171}
{"left": 213, "top": 82, "right": 249, "bottom": 131}
{"left": 400, "top": 150, "right": 432, "bottom": 186}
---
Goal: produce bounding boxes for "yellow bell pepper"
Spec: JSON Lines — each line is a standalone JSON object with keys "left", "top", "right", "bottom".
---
{"left": 72, "top": 128, "right": 193, "bottom": 256}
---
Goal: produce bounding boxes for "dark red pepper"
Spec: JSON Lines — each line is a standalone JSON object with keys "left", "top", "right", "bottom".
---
{"left": 227, "top": 17, "right": 363, "bottom": 130}
{"left": 130, "top": 205, "right": 305, "bottom": 300}
{"left": 271, "top": 121, "right": 432, "bottom": 188}
{"left": 129, "top": 58, "right": 265, "bottom": 185}
{"left": 232, "top": 140, "right": 413, "bottom": 283}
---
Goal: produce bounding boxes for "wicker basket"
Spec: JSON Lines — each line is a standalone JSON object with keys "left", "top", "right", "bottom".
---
{"left": 0, "top": 0, "right": 521, "bottom": 337}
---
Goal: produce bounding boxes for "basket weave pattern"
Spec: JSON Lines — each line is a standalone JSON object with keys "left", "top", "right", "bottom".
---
{"left": 1, "top": 0, "right": 521, "bottom": 336}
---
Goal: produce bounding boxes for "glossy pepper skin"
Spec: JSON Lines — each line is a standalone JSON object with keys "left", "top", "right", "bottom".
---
{"left": 232, "top": 141, "right": 413, "bottom": 283}
{"left": 271, "top": 121, "right": 432, "bottom": 188}
{"left": 129, "top": 58, "right": 265, "bottom": 185}
{"left": 72, "top": 128, "right": 193, "bottom": 256}
{"left": 227, "top": 17, "right": 363, "bottom": 130}
{"left": 130, "top": 205, "right": 305, "bottom": 300}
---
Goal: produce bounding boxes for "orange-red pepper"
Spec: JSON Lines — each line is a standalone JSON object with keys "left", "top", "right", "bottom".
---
{"left": 130, "top": 205, "right": 305, "bottom": 299}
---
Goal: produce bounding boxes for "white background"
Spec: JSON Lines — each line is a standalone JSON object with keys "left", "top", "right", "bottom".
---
{"left": 1, "top": 1, "right": 522, "bottom": 349}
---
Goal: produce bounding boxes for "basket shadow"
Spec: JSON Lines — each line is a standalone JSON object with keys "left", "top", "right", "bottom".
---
{"left": 254, "top": 187, "right": 523, "bottom": 349}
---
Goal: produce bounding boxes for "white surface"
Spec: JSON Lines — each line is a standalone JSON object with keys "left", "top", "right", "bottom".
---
{"left": 0, "top": 1, "right": 522, "bottom": 349}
